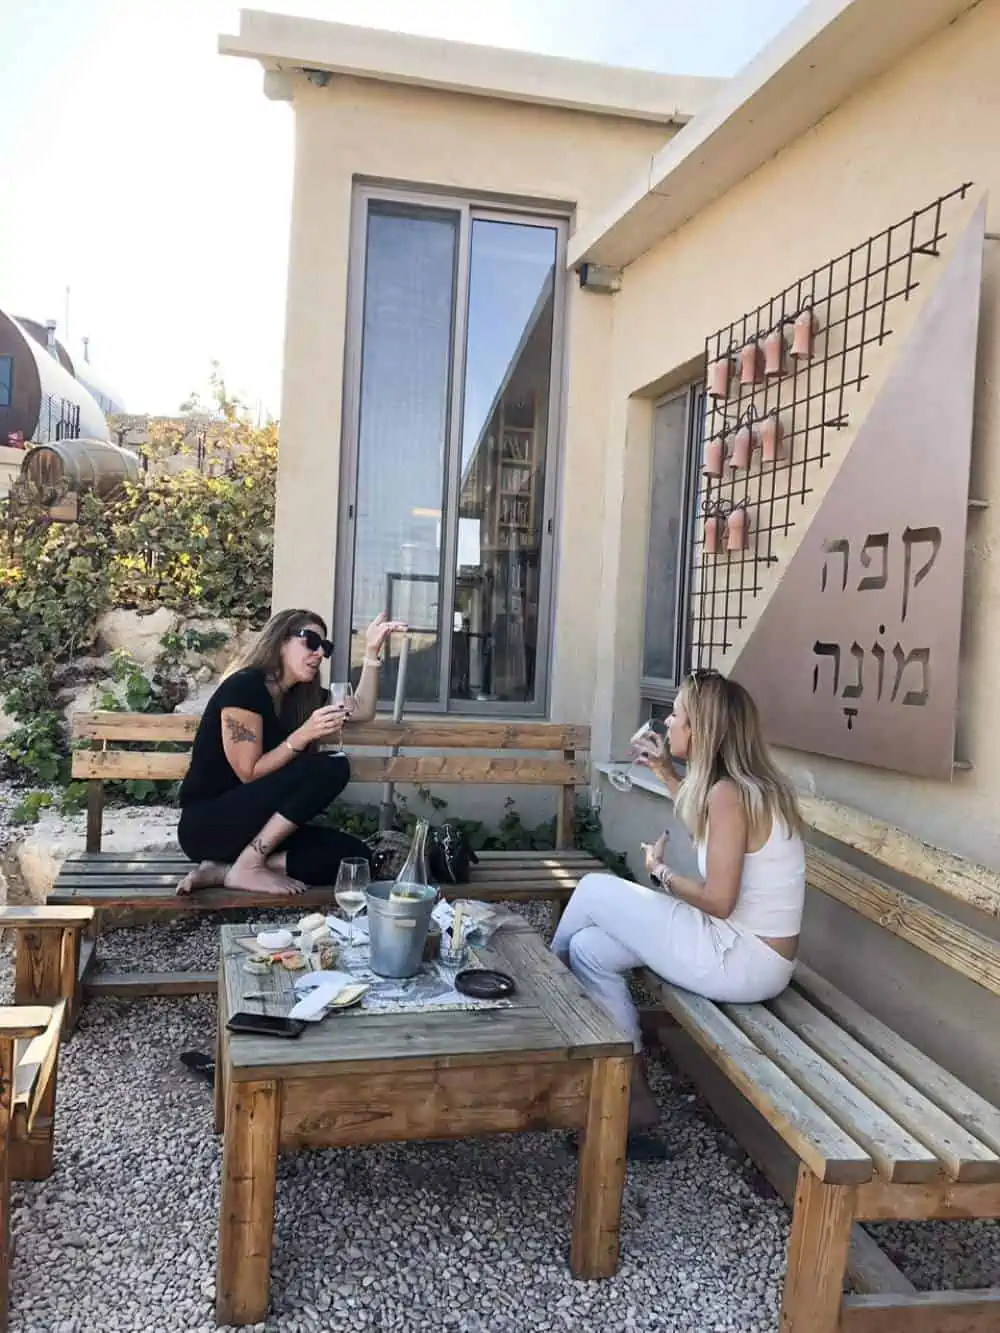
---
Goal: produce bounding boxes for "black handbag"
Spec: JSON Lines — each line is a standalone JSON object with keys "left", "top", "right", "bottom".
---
{"left": 366, "top": 823, "right": 479, "bottom": 886}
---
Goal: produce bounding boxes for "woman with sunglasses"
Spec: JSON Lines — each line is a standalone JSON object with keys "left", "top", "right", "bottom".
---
{"left": 175, "top": 608, "right": 405, "bottom": 896}
{"left": 552, "top": 671, "right": 804, "bottom": 1154}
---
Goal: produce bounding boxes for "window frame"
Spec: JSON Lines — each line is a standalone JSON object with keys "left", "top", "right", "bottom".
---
{"left": 639, "top": 382, "right": 704, "bottom": 713}
{"left": 0, "top": 355, "right": 12, "bottom": 409}
{"left": 335, "top": 183, "right": 570, "bottom": 716}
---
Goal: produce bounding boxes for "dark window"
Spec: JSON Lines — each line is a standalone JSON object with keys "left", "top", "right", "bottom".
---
{"left": 640, "top": 384, "right": 703, "bottom": 714}
{"left": 0, "top": 356, "right": 12, "bottom": 409}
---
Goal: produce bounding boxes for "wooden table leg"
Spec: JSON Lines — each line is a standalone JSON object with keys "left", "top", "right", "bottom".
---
{"left": 571, "top": 1054, "right": 630, "bottom": 1279}
{"left": 214, "top": 967, "right": 227, "bottom": 1136}
{"left": 216, "top": 1079, "right": 280, "bottom": 1327}
{"left": 780, "top": 1165, "right": 854, "bottom": 1333}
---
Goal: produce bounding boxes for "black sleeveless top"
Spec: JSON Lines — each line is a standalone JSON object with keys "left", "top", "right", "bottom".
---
{"left": 178, "top": 669, "right": 289, "bottom": 806}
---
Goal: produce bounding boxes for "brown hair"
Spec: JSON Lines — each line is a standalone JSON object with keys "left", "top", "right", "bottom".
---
{"left": 226, "top": 608, "right": 328, "bottom": 733}
{"left": 674, "top": 671, "right": 802, "bottom": 844}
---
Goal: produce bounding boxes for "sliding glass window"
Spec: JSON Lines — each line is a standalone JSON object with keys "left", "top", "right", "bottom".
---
{"left": 337, "top": 189, "right": 566, "bottom": 714}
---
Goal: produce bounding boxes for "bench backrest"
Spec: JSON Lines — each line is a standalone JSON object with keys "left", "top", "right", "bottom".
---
{"left": 71, "top": 712, "right": 590, "bottom": 853}
{"left": 802, "top": 795, "right": 1000, "bottom": 1002}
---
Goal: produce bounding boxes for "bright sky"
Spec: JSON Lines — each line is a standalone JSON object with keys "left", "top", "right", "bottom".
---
{"left": 1, "top": 0, "right": 809, "bottom": 417}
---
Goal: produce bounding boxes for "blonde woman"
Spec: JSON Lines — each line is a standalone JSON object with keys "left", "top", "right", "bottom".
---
{"left": 551, "top": 671, "right": 804, "bottom": 1151}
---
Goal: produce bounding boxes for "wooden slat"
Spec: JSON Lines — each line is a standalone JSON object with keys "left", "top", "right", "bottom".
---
{"left": 279, "top": 1061, "right": 589, "bottom": 1147}
{"left": 854, "top": 1178, "right": 1000, "bottom": 1221}
{"left": 807, "top": 846, "right": 1000, "bottom": 998}
{"left": 770, "top": 989, "right": 1000, "bottom": 1182}
{"left": 492, "top": 930, "right": 633, "bottom": 1056}
{"left": 73, "top": 751, "right": 190, "bottom": 780}
{"left": 725, "top": 1004, "right": 939, "bottom": 1183}
{"left": 651, "top": 981, "right": 873, "bottom": 1184}
{"left": 572, "top": 1055, "right": 630, "bottom": 1279}
{"left": 83, "top": 971, "right": 217, "bottom": 998}
{"left": 78, "top": 939, "right": 96, "bottom": 983}
{"left": 72, "top": 711, "right": 589, "bottom": 751}
{"left": 802, "top": 794, "right": 1000, "bottom": 921}
{"left": 794, "top": 964, "right": 1000, "bottom": 1156}
{"left": 53, "top": 867, "right": 591, "bottom": 890}
{"left": 72, "top": 750, "right": 585, "bottom": 786}
{"left": 660, "top": 1025, "right": 912, "bottom": 1297}
{"left": 13, "top": 1002, "right": 63, "bottom": 1134}
{"left": 0, "top": 1008, "right": 52, "bottom": 1039}
{"left": 840, "top": 1288, "right": 1000, "bottom": 1332}
{"left": 845, "top": 1227, "right": 917, "bottom": 1298}
{"left": 60, "top": 847, "right": 600, "bottom": 866}
{"left": 780, "top": 1167, "right": 854, "bottom": 1333}
{"left": 0, "top": 906, "right": 95, "bottom": 928}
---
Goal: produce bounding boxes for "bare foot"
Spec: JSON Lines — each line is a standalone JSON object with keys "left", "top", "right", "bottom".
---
{"left": 176, "top": 861, "right": 229, "bottom": 896}
{"left": 223, "top": 863, "right": 309, "bottom": 896}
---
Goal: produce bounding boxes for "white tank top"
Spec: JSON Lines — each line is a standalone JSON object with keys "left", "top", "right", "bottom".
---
{"left": 696, "top": 817, "right": 806, "bottom": 938}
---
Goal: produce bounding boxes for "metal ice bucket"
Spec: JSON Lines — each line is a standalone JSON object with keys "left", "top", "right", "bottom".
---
{"left": 365, "top": 881, "right": 437, "bottom": 978}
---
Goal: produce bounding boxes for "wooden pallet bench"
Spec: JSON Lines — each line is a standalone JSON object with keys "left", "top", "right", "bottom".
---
{"left": 0, "top": 904, "right": 94, "bottom": 1330}
{"left": 51, "top": 712, "right": 600, "bottom": 1006}
{"left": 648, "top": 825, "right": 1000, "bottom": 1333}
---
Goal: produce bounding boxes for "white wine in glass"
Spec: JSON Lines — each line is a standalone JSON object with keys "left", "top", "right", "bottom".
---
{"left": 334, "top": 857, "right": 370, "bottom": 949}
{"left": 329, "top": 682, "right": 353, "bottom": 754}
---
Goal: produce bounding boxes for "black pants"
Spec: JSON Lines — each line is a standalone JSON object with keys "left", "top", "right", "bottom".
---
{"left": 177, "top": 753, "right": 371, "bottom": 886}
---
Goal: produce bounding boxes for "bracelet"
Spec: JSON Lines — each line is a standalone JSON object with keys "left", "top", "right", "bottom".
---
{"left": 363, "top": 656, "right": 382, "bottom": 669}
{"left": 654, "top": 862, "right": 674, "bottom": 890}
{"left": 285, "top": 739, "right": 302, "bottom": 755}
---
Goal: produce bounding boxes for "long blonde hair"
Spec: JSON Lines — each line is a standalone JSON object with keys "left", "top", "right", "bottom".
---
{"left": 673, "top": 671, "right": 802, "bottom": 844}
{"left": 225, "top": 608, "right": 327, "bottom": 733}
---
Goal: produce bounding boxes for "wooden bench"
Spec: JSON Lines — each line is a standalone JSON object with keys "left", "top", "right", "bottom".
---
{"left": 0, "top": 904, "right": 94, "bottom": 1330}
{"left": 51, "top": 712, "right": 603, "bottom": 1004}
{"left": 647, "top": 811, "right": 1000, "bottom": 1333}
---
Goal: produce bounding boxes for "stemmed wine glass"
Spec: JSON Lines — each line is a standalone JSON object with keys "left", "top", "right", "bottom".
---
{"left": 334, "top": 857, "right": 370, "bottom": 951}
{"left": 329, "top": 682, "right": 354, "bottom": 754}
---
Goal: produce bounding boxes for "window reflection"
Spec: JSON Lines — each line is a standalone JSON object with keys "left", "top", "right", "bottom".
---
{"left": 451, "top": 221, "right": 557, "bottom": 704}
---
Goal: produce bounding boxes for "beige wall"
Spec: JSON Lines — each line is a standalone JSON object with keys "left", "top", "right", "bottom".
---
{"left": 0, "top": 446, "right": 24, "bottom": 498}
{"left": 274, "top": 74, "right": 673, "bottom": 723}
{"left": 595, "top": 0, "right": 1000, "bottom": 869}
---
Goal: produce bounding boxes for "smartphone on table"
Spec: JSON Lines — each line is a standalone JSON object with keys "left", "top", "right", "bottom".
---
{"left": 226, "top": 1012, "right": 307, "bottom": 1039}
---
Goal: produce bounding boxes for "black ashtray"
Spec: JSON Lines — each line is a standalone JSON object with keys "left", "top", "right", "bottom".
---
{"left": 454, "top": 968, "right": 516, "bottom": 999}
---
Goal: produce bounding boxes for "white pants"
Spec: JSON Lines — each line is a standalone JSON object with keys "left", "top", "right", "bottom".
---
{"left": 551, "top": 872, "right": 796, "bottom": 1051}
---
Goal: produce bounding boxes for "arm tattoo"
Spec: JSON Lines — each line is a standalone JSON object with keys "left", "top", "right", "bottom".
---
{"left": 225, "top": 716, "right": 259, "bottom": 745}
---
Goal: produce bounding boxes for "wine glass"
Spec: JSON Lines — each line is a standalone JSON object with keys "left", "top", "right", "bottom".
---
{"left": 329, "top": 682, "right": 354, "bottom": 753}
{"left": 334, "top": 858, "right": 370, "bottom": 951}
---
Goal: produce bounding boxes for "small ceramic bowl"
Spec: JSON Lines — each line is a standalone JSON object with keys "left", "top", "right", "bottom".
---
{"left": 257, "top": 929, "right": 293, "bottom": 951}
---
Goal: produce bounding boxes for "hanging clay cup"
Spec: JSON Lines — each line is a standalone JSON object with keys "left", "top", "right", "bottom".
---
{"left": 726, "top": 504, "right": 749, "bottom": 553}
{"left": 704, "top": 509, "right": 722, "bottom": 556}
{"left": 739, "top": 341, "right": 763, "bottom": 386}
{"left": 728, "top": 415, "right": 755, "bottom": 470}
{"left": 763, "top": 325, "right": 785, "bottom": 378}
{"left": 703, "top": 432, "right": 726, "bottom": 478}
{"left": 792, "top": 304, "right": 816, "bottom": 359}
{"left": 759, "top": 411, "right": 783, "bottom": 463}
{"left": 707, "top": 354, "right": 731, "bottom": 400}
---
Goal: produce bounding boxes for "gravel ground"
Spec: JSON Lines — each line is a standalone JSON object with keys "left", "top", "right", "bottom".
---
{"left": 0, "top": 898, "right": 997, "bottom": 1331}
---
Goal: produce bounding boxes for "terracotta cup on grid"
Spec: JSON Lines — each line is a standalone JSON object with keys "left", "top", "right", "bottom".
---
{"left": 726, "top": 503, "right": 750, "bottom": 553}
{"left": 739, "top": 339, "right": 764, "bottom": 387}
{"left": 792, "top": 301, "right": 816, "bottom": 359}
{"left": 728, "top": 406, "right": 757, "bottom": 471}
{"left": 707, "top": 351, "right": 733, "bottom": 400}
{"left": 759, "top": 411, "right": 784, "bottom": 464}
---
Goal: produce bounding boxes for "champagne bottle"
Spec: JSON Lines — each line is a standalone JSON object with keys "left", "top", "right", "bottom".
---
{"left": 390, "top": 819, "right": 431, "bottom": 900}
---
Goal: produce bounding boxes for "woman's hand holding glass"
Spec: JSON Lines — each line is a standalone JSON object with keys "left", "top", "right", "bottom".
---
{"left": 291, "top": 703, "right": 349, "bottom": 751}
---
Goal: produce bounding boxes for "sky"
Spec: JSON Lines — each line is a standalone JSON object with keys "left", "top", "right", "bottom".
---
{"left": 0, "top": 0, "right": 810, "bottom": 418}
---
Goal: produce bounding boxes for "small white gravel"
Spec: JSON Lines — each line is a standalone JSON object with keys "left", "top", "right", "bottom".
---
{"left": 0, "top": 901, "right": 996, "bottom": 1331}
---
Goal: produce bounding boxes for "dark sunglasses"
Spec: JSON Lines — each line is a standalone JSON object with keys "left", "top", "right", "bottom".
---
{"left": 293, "top": 628, "right": 333, "bottom": 659}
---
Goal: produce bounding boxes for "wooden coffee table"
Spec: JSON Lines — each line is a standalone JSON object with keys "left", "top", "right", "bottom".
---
{"left": 214, "top": 921, "right": 633, "bottom": 1326}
